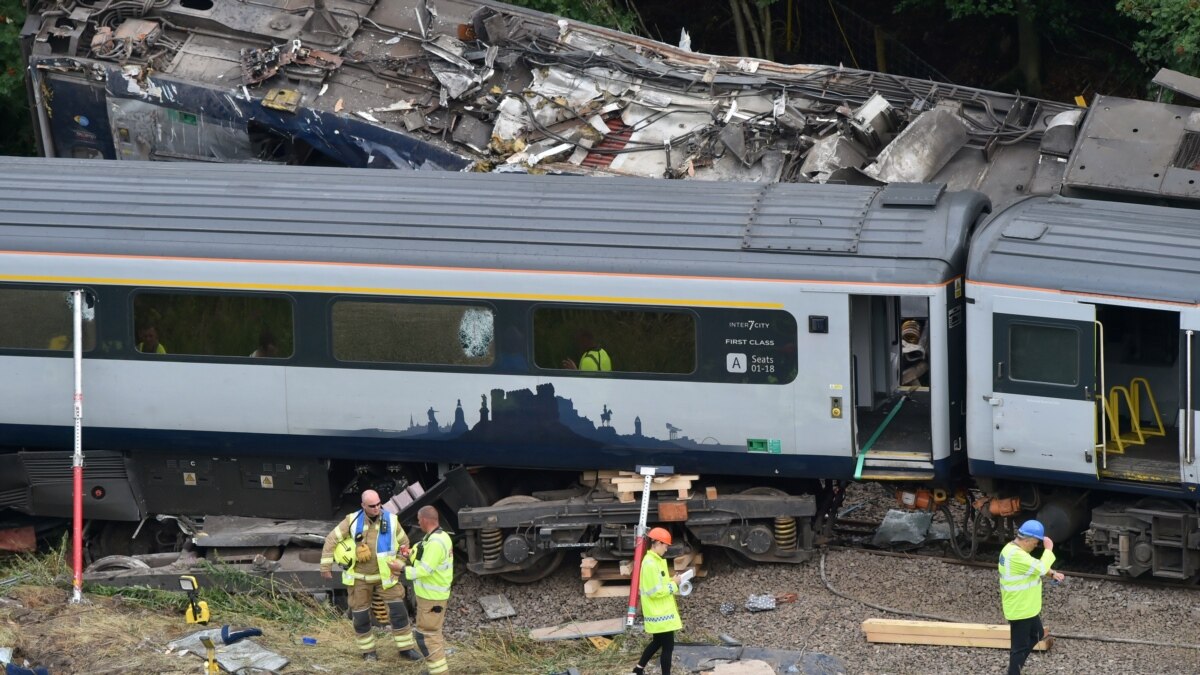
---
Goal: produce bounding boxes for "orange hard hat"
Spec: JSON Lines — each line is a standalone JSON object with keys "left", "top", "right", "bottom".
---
{"left": 647, "top": 527, "right": 672, "bottom": 545}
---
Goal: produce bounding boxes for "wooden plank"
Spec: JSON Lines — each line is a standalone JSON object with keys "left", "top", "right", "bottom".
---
{"left": 583, "top": 579, "right": 631, "bottom": 598}
{"left": 530, "top": 617, "right": 626, "bottom": 641}
{"left": 863, "top": 619, "right": 1052, "bottom": 650}
{"left": 863, "top": 618, "right": 1011, "bottom": 639}
{"left": 579, "top": 557, "right": 598, "bottom": 580}
{"left": 865, "top": 632, "right": 1052, "bottom": 651}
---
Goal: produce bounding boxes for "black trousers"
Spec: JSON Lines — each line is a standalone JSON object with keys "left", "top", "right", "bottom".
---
{"left": 636, "top": 630, "right": 675, "bottom": 675}
{"left": 1007, "top": 614, "right": 1044, "bottom": 675}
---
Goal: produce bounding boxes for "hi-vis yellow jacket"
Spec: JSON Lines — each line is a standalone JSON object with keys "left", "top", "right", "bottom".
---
{"left": 406, "top": 528, "right": 454, "bottom": 601}
{"left": 639, "top": 549, "right": 681, "bottom": 633}
{"left": 320, "top": 510, "right": 407, "bottom": 589}
{"left": 998, "top": 541, "right": 1056, "bottom": 621}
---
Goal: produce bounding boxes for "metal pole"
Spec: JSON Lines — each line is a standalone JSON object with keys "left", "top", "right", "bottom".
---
{"left": 1187, "top": 330, "right": 1194, "bottom": 465}
{"left": 624, "top": 471, "right": 653, "bottom": 628}
{"left": 625, "top": 464, "right": 672, "bottom": 629}
{"left": 69, "top": 290, "right": 84, "bottom": 604}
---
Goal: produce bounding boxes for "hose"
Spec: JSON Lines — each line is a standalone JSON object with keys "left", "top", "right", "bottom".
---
{"left": 938, "top": 504, "right": 967, "bottom": 560}
{"left": 819, "top": 550, "right": 1200, "bottom": 650}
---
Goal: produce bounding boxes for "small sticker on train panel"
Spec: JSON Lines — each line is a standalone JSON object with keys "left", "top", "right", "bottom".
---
{"left": 727, "top": 353, "right": 747, "bottom": 372}
{"left": 183, "top": 472, "right": 197, "bottom": 486}
{"left": 260, "top": 475, "right": 275, "bottom": 489}
{"left": 829, "top": 383, "right": 843, "bottom": 390}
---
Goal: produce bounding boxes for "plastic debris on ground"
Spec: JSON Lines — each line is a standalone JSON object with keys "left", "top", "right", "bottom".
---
{"left": 872, "top": 509, "right": 933, "bottom": 547}
{"left": 745, "top": 594, "right": 776, "bottom": 612}
{"left": 167, "top": 627, "right": 288, "bottom": 672}
{"left": 719, "top": 601, "right": 736, "bottom": 616}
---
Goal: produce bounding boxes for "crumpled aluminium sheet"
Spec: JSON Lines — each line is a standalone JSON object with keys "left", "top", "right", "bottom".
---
{"left": 168, "top": 627, "right": 288, "bottom": 673}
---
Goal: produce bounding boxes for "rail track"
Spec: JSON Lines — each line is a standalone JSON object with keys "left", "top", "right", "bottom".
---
{"left": 827, "top": 520, "right": 1200, "bottom": 591}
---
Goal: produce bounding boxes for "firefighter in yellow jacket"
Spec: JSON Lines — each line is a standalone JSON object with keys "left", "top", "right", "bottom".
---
{"left": 633, "top": 527, "right": 682, "bottom": 675}
{"left": 998, "top": 519, "right": 1065, "bottom": 675}
{"left": 404, "top": 505, "right": 455, "bottom": 675}
{"left": 320, "top": 489, "right": 421, "bottom": 663}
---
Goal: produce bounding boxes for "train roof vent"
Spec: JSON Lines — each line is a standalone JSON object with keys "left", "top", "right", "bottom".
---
{"left": 878, "top": 182, "right": 945, "bottom": 207}
{"left": 1172, "top": 131, "right": 1200, "bottom": 170}
{"left": 1001, "top": 221, "right": 1048, "bottom": 241}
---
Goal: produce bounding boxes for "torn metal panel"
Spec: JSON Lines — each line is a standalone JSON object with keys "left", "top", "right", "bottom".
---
{"left": 31, "top": 0, "right": 1196, "bottom": 205}
{"left": 865, "top": 105, "right": 969, "bottom": 184}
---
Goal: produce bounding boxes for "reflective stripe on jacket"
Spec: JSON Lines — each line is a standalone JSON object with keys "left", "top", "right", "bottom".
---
{"left": 639, "top": 549, "right": 681, "bottom": 633}
{"left": 406, "top": 528, "right": 454, "bottom": 600}
{"left": 998, "top": 541, "right": 1055, "bottom": 621}
{"left": 325, "top": 510, "right": 406, "bottom": 589}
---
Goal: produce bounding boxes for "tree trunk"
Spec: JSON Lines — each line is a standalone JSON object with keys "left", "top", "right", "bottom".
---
{"left": 760, "top": 2, "right": 774, "bottom": 62}
{"left": 739, "top": 0, "right": 764, "bottom": 59}
{"left": 729, "top": 0, "right": 750, "bottom": 57}
{"left": 1015, "top": 1, "right": 1041, "bottom": 95}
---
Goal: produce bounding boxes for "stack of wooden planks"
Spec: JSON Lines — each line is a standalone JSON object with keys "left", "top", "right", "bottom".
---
{"left": 579, "top": 551, "right": 707, "bottom": 598}
{"left": 862, "top": 618, "right": 1053, "bottom": 650}
{"left": 580, "top": 470, "right": 699, "bottom": 503}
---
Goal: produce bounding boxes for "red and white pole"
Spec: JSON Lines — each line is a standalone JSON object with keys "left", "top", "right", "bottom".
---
{"left": 70, "top": 290, "right": 85, "bottom": 604}
{"left": 625, "top": 465, "right": 670, "bottom": 628}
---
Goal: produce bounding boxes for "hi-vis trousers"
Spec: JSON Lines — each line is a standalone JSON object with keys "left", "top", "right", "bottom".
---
{"left": 348, "top": 580, "right": 417, "bottom": 655}
{"left": 414, "top": 596, "right": 449, "bottom": 674}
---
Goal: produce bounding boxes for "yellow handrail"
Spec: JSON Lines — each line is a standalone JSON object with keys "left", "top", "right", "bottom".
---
{"left": 1108, "top": 385, "right": 1144, "bottom": 449}
{"left": 1129, "top": 377, "right": 1166, "bottom": 438}
{"left": 1098, "top": 392, "right": 1126, "bottom": 455}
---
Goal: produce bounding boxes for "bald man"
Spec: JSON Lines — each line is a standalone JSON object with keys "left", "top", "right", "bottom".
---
{"left": 403, "top": 505, "right": 455, "bottom": 675}
{"left": 320, "top": 490, "right": 420, "bottom": 663}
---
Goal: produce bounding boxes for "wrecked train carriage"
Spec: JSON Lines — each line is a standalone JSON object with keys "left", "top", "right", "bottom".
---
{"left": 21, "top": 0, "right": 1076, "bottom": 205}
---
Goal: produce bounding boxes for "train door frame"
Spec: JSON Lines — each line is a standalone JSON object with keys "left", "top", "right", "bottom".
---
{"left": 1182, "top": 318, "right": 1200, "bottom": 486}
{"left": 987, "top": 295, "right": 1099, "bottom": 480}
{"left": 1088, "top": 303, "right": 1186, "bottom": 486}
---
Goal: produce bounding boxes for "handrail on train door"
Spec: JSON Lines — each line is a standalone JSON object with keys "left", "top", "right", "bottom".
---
{"left": 1187, "top": 330, "right": 1195, "bottom": 465}
{"left": 1095, "top": 320, "right": 1107, "bottom": 470}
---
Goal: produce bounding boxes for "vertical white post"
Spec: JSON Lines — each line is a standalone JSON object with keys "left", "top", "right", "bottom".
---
{"left": 69, "top": 290, "right": 85, "bottom": 604}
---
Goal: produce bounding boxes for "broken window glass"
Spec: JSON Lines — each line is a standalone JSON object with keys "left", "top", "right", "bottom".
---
{"left": 0, "top": 287, "right": 96, "bottom": 351}
{"left": 333, "top": 300, "right": 494, "bottom": 366}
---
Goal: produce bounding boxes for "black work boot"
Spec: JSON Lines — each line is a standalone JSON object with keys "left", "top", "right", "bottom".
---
{"left": 400, "top": 649, "right": 422, "bottom": 661}
{"left": 362, "top": 651, "right": 379, "bottom": 662}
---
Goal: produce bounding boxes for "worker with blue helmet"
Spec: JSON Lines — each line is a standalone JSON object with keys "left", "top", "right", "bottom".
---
{"left": 998, "top": 519, "right": 1065, "bottom": 675}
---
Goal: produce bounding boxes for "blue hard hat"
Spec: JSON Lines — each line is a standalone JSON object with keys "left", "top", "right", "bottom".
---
{"left": 1017, "top": 520, "right": 1045, "bottom": 539}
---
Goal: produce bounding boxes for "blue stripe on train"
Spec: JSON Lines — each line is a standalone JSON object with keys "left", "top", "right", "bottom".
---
{"left": 0, "top": 423, "right": 956, "bottom": 483}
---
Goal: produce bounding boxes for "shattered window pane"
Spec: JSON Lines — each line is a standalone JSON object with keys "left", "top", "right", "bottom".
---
{"left": 333, "top": 300, "right": 494, "bottom": 366}
{"left": 0, "top": 287, "right": 96, "bottom": 351}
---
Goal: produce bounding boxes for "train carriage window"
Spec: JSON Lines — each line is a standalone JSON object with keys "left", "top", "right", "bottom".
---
{"left": 1009, "top": 323, "right": 1078, "bottom": 386}
{"left": 0, "top": 288, "right": 96, "bottom": 351}
{"left": 332, "top": 300, "right": 495, "bottom": 366}
{"left": 533, "top": 306, "right": 696, "bottom": 374}
{"left": 132, "top": 292, "right": 293, "bottom": 357}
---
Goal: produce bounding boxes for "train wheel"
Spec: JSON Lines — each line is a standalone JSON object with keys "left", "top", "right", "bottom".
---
{"left": 490, "top": 495, "right": 565, "bottom": 584}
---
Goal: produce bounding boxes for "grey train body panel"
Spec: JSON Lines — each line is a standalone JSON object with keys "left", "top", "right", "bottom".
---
{"left": 966, "top": 195, "right": 1200, "bottom": 496}
{"left": 0, "top": 158, "right": 982, "bottom": 505}
{"left": 0, "top": 157, "right": 986, "bottom": 284}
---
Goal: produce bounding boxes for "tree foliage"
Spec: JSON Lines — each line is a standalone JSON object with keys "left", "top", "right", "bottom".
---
{"left": 0, "top": 0, "right": 34, "bottom": 155}
{"left": 504, "top": 0, "right": 640, "bottom": 33}
{"left": 1117, "top": 0, "right": 1200, "bottom": 76}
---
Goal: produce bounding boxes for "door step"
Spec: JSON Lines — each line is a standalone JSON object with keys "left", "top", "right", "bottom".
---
{"left": 856, "top": 450, "right": 935, "bottom": 481}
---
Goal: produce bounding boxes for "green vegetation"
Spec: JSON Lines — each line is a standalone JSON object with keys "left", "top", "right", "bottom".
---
{"left": 505, "top": 0, "right": 640, "bottom": 33}
{"left": 533, "top": 306, "right": 696, "bottom": 374}
{"left": 1117, "top": 0, "right": 1200, "bottom": 77}
{"left": 0, "top": 0, "right": 35, "bottom": 155}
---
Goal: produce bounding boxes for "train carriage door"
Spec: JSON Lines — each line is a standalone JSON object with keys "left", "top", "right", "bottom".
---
{"left": 989, "top": 297, "right": 1097, "bottom": 478}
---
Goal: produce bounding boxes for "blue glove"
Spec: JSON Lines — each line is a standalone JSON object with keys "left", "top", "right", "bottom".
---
{"left": 221, "top": 624, "right": 263, "bottom": 645}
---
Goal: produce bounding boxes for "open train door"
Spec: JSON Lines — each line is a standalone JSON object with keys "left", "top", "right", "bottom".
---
{"left": 987, "top": 296, "right": 1098, "bottom": 479}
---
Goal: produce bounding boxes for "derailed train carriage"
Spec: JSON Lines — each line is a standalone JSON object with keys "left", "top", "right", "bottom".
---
{"left": 0, "top": 156, "right": 1197, "bottom": 582}
{"left": 0, "top": 157, "right": 984, "bottom": 576}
